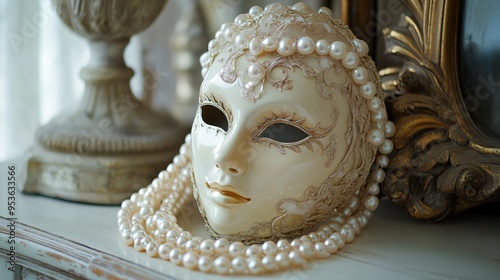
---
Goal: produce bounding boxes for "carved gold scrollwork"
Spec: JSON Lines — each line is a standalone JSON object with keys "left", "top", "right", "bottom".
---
{"left": 380, "top": 0, "right": 500, "bottom": 220}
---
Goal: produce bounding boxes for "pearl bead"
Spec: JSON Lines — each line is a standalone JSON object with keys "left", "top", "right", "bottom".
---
{"left": 169, "top": 248, "right": 183, "bottom": 265}
{"left": 133, "top": 236, "right": 145, "bottom": 251}
{"left": 145, "top": 241, "right": 158, "bottom": 257}
{"left": 247, "top": 63, "right": 265, "bottom": 81}
{"left": 376, "top": 155, "right": 389, "bottom": 168}
{"left": 372, "top": 109, "right": 386, "bottom": 122}
{"left": 353, "top": 195, "right": 363, "bottom": 208}
{"left": 262, "top": 241, "right": 277, "bottom": 255}
{"left": 331, "top": 215, "right": 345, "bottom": 225}
{"left": 314, "top": 242, "right": 329, "bottom": 258}
{"left": 297, "top": 36, "right": 315, "bottom": 55}
{"left": 342, "top": 206, "right": 353, "bottom": 217}
{"left": 378, "top": 139, "right": 394, "bottom": 155}
{"left": 153, "top": 229, "right": 165, "bottom": 242}
{"left": 292, "top": 2, "right": 314, "bottom": 14}
{"left": 357, "top": 214, "right": 369, "bottom": 228}
{"left": 120, "top": 199, "right": 133, "bottom": 210}
{"left": 235, "top": 33, "right": 249, "bottom": 49}
{"left": 200, "top": 239, "right": 215, "bottom": 255}
{"left": 249, "top": 6, "right": 263, "bottom": 16}
{"left": 131, "top": 224, "right": 144, "bottom": 234}
{"left": 288, "top": 250, "right": 305, "bottom": 266}
{"left": 364, "top": 195, "right": 379, "bottom": 212}
{"left": 315, "top": 39, "right": 330, "bottom": 55}
{"left": 249, "top": 37, "right": 263, "bottom": 56}
{"left": 166, "top": 229, "right": 179, "bottom": 242}
{"left": 231, "top": 256, "right": 247, "bottom": 272}
{"left": 366, "top": 182, "right": 380, "bottom": 195}
{"left": 228, "top": 241, "right": 245, "bottom": 257}
{"left": 347, "top": 217, "right": 361, "bottom": 235}
{"left": 262, "top": 255, "right": 277, "bottom": 271}
{"left": 119, "top": 222, "right": 130, "bottom": 232}
{"left": 277, "top": 239, "right": 291, "bottom": 252}
{"left": 130, "top": 193, "right": 142, "bottom": 203}
{"left": 340, "top": 225, "right": 355, "bottom": 243}
{"left": 223, "top": 25, "right": 237, "bottom": 41}
{"left": 299, "top": 235, "right": 312, "bottom": 243}
{"left": 180, "top": 231, "right": 191, "bottom": 239}
{"left": 158, "top": 242, "right": 175, "bottom": 260}
{"left": 369, "top": 97, "right": 382, "bottom": 112}
{"left": 166, "top": 163, "right": 178, "bottom": 175}
{"left": 208, "top": 39, "right": 219, "bottom": 52}
{"left": 363, "top": 209, "right": 374, "bottom": 219}
{"left": 367, "top": 128, "right": 385, "bottom": 146}
{"left": 324, "top": 238, "right": 338, "bottom": 254}
{"left": 352, "top": 66, "right": 368, "bottom": 85}
{"left": 246, "top": 244, "right": 262, "bottom": 258}
{"left": 318, "top": 6, "right": 334, "bottom": 17}
{"left": 385, "top": 121, "right": 396, "bottom": 137}
{"left": 214, "top": 238, "right": 229, "bottom": 254}
{"left": 176, "top": 236, "right": 189, "bottom": 248}
{"left": 277, "top": 36, "right": 295, "bottom": 56}
{"left": 214, "top": 30, "right": 223, "bottom": 41}
{"left": 329, "top": 41, "right": 347, "bottom": 59}
{"left": 329, "top": 232, "right": 345, "bottom": 248}
{"left": 156, "top": 219, "right": 171, "bottom": 231}
{"left": 121, "top": 230, "right": 133, "bottom": 245}
{"left": 182, "top": 252, "right": 199, "bottom": 269}
{"left": 198, "top": 255, "right": 214, "bottom": 272}
{"left": 214, "top": 256, "right": 230, "bottom": 274}
{"left": 353, "top": 38, "right": 369, "bottom": 56}
{"left": 198, "top": 52, "right": 210, "bottom": 67}
{"left": 321, "top": 225, "right": 333, "bottom": 236}
{"left": 262, "top": 36, "right": 277, "bottom": 52}
{"left": 275, "top": 252, "right": 290, "bottom": 268}
{"left": 298, "top": 241, "right": 315, "bottom": 259}
{"left": 360, "top": 81, "right": 376, "bottom": 99}
{"left": 308, "top": 232, "right": 320, "bottom": 243}
{"left": 248, "top": 257, "right": 263, "bottom": 274}
{"left": 234, "top": 14, "right": 249, "bottom": 25}
{"left": 371, "top": 168, "right": 386, "bottom": 183}
{"left": 316, "top": 230, "right": 327, "bottom": 241}
{"left": 342, "top": 52, "right": 360, "bottom": 69}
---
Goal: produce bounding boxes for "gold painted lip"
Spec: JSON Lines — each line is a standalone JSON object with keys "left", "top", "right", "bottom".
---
{"left": 206, "top": 182, "right": 251, "bottom": 204}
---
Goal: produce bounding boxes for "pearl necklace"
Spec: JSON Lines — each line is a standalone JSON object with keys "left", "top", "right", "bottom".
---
{"left": 117, "top": 134, "right": 383, "bottom": 275}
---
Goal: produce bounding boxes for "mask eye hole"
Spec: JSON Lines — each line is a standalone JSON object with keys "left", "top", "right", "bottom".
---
{"left": 258, "top": 123, "right": 310, "bottom": 143}
{"left": 201, "top": 104, "right": 229, "bottom": 132}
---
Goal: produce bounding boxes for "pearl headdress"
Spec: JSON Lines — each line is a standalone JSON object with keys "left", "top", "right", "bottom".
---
{"left": 200, "top": 2, "right": 374, "bottom": 102}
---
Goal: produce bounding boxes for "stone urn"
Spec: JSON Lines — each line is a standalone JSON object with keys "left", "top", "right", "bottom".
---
{"left": 24, "top": 0, "right": 183, "bottom": 204}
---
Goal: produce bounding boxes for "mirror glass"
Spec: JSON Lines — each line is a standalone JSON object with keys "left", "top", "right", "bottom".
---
{"left": 459, "top": 0, "right": 500, "bottom": 139}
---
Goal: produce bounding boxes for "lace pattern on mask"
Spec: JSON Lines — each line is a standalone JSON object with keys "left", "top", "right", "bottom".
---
{"left": 192, "top": 75, "right": 378, "bottom": 244}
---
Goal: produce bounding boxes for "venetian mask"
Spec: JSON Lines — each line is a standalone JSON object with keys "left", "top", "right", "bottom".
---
{"left": 190, "top": 3, "right": 392, "bottom": 244}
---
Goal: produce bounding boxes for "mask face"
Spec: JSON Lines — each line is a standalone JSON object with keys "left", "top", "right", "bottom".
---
{"left": 191, "top": 53, "right": 353, "bottom": 240}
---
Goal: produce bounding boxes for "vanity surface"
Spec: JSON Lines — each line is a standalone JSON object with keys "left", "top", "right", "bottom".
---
{"left": 1, "top": 187, "right": 500, "bottom": 280}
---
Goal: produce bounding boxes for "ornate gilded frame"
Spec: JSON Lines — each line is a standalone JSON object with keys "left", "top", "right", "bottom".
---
{"left": 380, "top": 0, "right": 500, "bottom": 221}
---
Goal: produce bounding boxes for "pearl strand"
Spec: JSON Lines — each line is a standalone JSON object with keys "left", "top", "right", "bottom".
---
{"left": 117, "top": 133, "right": 387, "bottom": 275}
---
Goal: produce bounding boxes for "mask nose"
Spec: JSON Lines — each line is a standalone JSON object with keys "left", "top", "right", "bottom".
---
{"left": 214, "top": 131, "right": 248, "bottom": 176}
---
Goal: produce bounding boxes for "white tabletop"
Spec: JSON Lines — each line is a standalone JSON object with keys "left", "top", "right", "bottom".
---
{"left": 2, "top": 186, "right": 500, "bottom": 279}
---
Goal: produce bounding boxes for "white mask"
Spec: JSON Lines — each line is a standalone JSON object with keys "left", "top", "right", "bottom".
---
{"left": 191, "top": 3, "right": 391, "bottom": 244}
